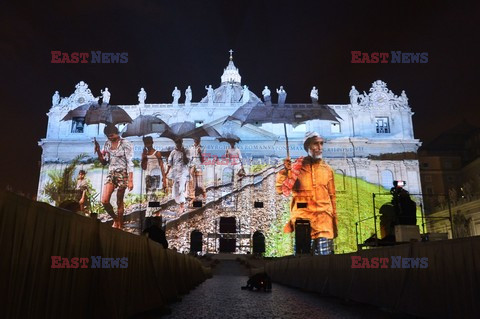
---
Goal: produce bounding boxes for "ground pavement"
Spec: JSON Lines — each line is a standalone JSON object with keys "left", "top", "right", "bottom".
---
{"left": 158, "top": 257, "right": 413, "bottom": 319}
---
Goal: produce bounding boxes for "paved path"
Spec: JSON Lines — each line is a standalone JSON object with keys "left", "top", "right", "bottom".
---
{"left": 162, "top": 259, "right": 404, "bottom": 319}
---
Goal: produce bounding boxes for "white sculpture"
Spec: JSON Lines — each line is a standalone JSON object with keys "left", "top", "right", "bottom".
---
{"left": 359, "top": 91, "right": 370, "bottom": 106}
{"left": 138, "top": 88, "right": 147, "bottom": 104}
{"left": 205, "top": 85, "right": 214, "bottom": 106}
{"left": 310, "top": 86, "right": 319, "bottom": 101}
{"left": 400, "top": 90, "right": 408, "bottom": 105}
{"left": 349, "top": 86, "right": 360, "bottom": 105}
{"left": 185, "top": 86, "right": 192, "bottom": 106}
{"left": 52, "top": 91, "right": 60, "bottom": 106}
{"left": 262, "top": 86, "right": 271, "bottom": 98}
{"left": 277, "top": 86, "right": 287, "bottom": 105}
{"left": 101, "top": 88, "right": 111, "bottom": 104}
{"left": 242, "top": 85, "right": 250, "bottom": 103}
{"left": 75, "top": 81, "right": 90, "bottom": 94}
{"left": 172, "top": 86, "right": 181, "bottom": 106}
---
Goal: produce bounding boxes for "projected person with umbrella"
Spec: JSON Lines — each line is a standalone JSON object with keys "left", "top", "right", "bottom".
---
{"left": 224, "top": 97, "right": 341, "bottom": 254}
{"left": 165, "top": 139, "right": 190, "bottom": 216}
{"left": 141, "top": 136, "right": 167, "bottom": 216}
{"left": 188, "top": 137, "right": 206, "bottom": 203}
{"left": 218, "top": 133, "right": 244, "bottom": 190}
{"left": 276, "top": 132, "right": 337, "bottom": 255}
{"left": 62, "top": 100, "right": 134, "bottom": 228}
{"left": 161, "top": 121, "right": 220, "bottom": 214}
{"left": 94, "top": 124, "right": 134, "bottom": 229}
{"left": 121, "top": 114, "right": 170, "bottom": 218}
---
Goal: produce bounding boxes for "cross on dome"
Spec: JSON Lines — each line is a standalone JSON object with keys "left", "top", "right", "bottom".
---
{"left": 221, "top": 49, "right": 241, "bottom": 85}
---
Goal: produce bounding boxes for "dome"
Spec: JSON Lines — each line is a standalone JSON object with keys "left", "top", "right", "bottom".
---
{"left": 200, "top": 50, "right": 261, "bottom": 105}
{"left": 221, "top": 50, "right": 241, "bottom": 85}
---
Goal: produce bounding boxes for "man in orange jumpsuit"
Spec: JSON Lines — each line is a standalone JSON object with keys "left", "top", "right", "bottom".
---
{"left": 276, "top": 132, "right": 337, "bottom": 255}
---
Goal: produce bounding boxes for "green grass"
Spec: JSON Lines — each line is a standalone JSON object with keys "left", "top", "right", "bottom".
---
{"left": 265, "top": 202, "right": 294, "bottom": 257}
{"left": 265, "top": 173, "right": 424, "bottom": 255}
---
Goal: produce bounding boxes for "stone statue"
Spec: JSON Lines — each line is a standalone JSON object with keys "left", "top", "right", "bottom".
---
{"left": 400, "top": 90, "right": 408, "bottom": 105}
{"left": 101, "top": 88, "right": 111, "bottom": 104}
{"left": 60, "top": 97, "right": 70, "bottom": 107}
{"left": 277, "top": 86, "right": 287, "bottom": 105}
{"left": 185, "top": 86, "right": 192, "bottom": 106}
{"left": 205, "top": 85, "right": 214, "bottom": 106}
{"left": 359, "top": 91, "right": 370, "bottom": 106}
{"left": 172, "top": 86, "right": 181, "bottom": 106}
{"left": 310, "top": 86, "right": 319, "bottom": 102}
{"left": 52, "top": 91, "right": 60, "bottom": 106}
{"left": 262, "top": 86, "right": 271, "bottom": 98}
{"left": 138, "top": 88, "right": 147, "bottom": 104}
{"left": 242, "top": 85, "right": 250, "bottom": 103}
{"left": 75, "top": 81, "right": 90, "bottom": 94}
{"left": 349, "top": 85, "right": 359, "bottom": 105}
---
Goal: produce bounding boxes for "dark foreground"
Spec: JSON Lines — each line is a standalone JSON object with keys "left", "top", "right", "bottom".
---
{"left": 160, "top": 259, "right": 410, "bottom": 319}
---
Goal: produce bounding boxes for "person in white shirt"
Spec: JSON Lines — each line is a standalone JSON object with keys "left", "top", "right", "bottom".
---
{"left": 165, "top": 139, "right": 190, "bottom": 215}
{"left": 141, "top": 136, "right": 167, "bottom": 216}
{"left": 94, "top": 124, "right": 134, "bottom": 229}
{"left": 188, "top": 137, "right": 206, "bottom": 203}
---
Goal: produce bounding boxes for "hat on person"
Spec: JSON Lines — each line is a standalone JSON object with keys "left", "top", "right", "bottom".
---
{"left": 303, "top": 131, "right": 322, "bottom": 151}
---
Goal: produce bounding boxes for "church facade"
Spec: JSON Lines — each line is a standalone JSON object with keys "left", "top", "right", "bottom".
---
{"left": 37, "top": 55, "right": 422, "bottom": 253}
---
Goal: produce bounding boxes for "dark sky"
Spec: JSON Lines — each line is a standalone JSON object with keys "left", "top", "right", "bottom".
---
{"left": 1, "top": 0, "right": 479, "bottom": 196}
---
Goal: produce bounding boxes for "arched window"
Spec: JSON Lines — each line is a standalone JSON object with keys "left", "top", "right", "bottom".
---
{"left": 381, "top": 170, "right": 394, "bottom": 190}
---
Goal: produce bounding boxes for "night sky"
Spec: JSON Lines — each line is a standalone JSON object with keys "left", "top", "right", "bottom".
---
{"left": 1, "top": 0, "right": 479, "bottom": 196}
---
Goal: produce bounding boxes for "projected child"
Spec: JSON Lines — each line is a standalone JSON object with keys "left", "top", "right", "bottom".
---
{"left": 75, "top": 170, "right": 90, "bottom": 214}
{"left": 276, "top": 131, "right": 337, "bottom": 255}
{"left": 94, "top": 124, "right": 134, "bottom": 229}
{"left": 141, "top": 136, "right": 166, "bottom": 216}
{"left": 165, "top": 139, "right": 190, "bottom": 215}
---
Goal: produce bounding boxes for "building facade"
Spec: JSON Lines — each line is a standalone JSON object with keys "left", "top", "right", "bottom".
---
{"left": 37, "top": 56, "right": 423, "bottom": 253}
{"left": 419, "top": 123, "right": 480, "bottom": 238}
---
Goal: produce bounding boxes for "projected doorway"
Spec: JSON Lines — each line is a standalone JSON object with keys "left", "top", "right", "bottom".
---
{"left": 219, "top": 217, "right": 236, "bottom": 252}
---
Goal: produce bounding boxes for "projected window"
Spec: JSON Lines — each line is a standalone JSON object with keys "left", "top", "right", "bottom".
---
{"left": 71, "top": 117, "right": 85, "bottom": 133}
{"left": 381, "top": 170, "right": 394, "bottom": 189}
{"left": 331, "top": 122, "right": 341, "bottom": 133}
{"left": 195, "top": 120, "right": 204, "bottom": 128}
{"left": 375, "top": 117, "right": 390, "bottom": 133}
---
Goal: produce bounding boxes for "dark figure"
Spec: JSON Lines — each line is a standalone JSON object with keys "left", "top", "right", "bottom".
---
{"left": 143, "top": 217, "right": 168, "bottom": 249}
{"left": 241, "top": 272, "right": 272, "bottom": 292}
{"left": 375, "top": 187, "right": 417, "bottom": 244}
{"left": 59, "top": 200, "right": 81, "bottom": 213}
{"left": 391, "top": 187, "right": 417, "bottom": 225}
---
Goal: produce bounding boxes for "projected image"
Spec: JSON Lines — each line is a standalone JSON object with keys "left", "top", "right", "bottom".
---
{"left": 38, "top": 61, "right": 423, "bottom": 255}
